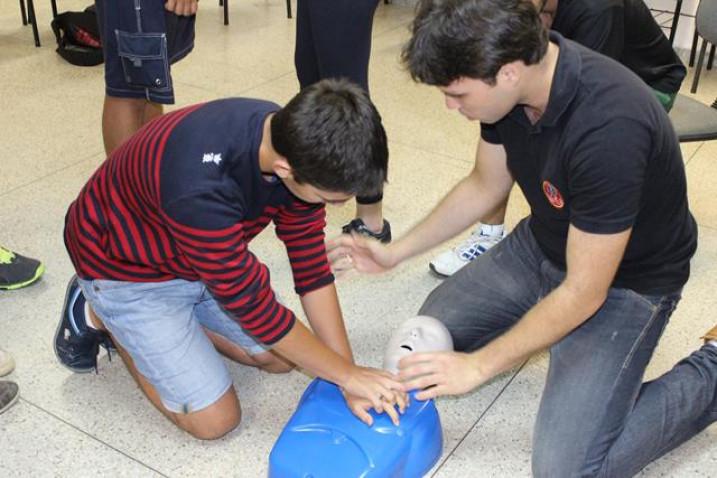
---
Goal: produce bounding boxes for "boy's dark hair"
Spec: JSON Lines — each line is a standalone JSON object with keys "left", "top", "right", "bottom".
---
{"left": 402, "top": 0, "right": 548, "bottom": 86}
{"left": 270, "top": 79, "right": 388, "bottom": 197}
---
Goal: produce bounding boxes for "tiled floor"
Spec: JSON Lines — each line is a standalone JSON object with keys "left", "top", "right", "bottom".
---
{"left": 1, "top": 1, "right": 716, "bottom": 477}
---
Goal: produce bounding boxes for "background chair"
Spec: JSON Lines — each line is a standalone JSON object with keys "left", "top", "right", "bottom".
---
{"left": 690, "top": 0, "right": 717, "bottom": 93}
{"left": 219, "top": 0, "right": 293, "bottom": 25}
{"left": 649, "top": 0, "right": 683, "bottom": 45}
{"left": 669, "top": 94, "right": 717, "bottom": 142}
{"left": 19, "top": 0, "right": 40, "bottom": 47}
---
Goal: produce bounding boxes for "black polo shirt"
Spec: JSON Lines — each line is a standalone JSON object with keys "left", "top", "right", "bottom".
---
{"left": 551, "top": 0, "right": 686, "bottom": 94}
{"left": 481, "top": 33, "right": 697, "bottom": 295}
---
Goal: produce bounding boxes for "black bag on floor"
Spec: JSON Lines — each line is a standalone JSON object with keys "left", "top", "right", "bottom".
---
{"left": 51, "top": 6, "right": 103, "bottom": 67}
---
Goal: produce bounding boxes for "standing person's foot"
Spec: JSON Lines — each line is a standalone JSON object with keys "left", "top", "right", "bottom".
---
{"left": 0, "top": 381, "right": 19, "bottom": 414}
{"left": 54, "top": 276, "right": 114, "bottom": 373}
{"left": 341, "top": 218, "right": 392, "bottom": 244}
{"left": 0, "top": 246, "right": 44, "bottom": 290}
{"left": 0, "top": 349, "right": 15, "bottom": 377}
{"left": 429, "top": 224, "right": 506, "bottom": 278}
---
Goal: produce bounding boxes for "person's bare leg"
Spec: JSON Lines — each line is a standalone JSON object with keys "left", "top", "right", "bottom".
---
{"left": 87, "top": 308, "right": 241, "bottom": 440}
{"left": 101, "top": 96, "right": 163, "bottom": 155}
{"left": 204, "top": 328, "right": 295, "bottom": 374}
{"left": 142, "top": 101, "right": 163, "bottom": 124}
{"left": 355, "top": 201, "right": 384, "bottom": 233}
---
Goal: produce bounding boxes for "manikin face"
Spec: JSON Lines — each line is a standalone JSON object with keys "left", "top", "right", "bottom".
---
{"left": 383, "top": 316, "right": 454, "bottom": 374}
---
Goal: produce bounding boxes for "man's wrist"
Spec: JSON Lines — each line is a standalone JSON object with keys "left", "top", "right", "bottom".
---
{"left": 471, "top": 349, "right": 493, "bottom": 385}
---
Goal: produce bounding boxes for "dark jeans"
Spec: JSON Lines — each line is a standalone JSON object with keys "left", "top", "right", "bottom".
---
{"left": 295, "top": 0, "right": 379, "bottom": 92}
{"left": 420, "top": 219, "right": 717, "bottom": 477}
{"left": 294, "top": 0, "right": 382, "bottom": 206}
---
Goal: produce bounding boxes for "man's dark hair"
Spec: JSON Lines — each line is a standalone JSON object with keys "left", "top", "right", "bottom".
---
{"left": 270, "top": 79, "right": 388, "bottom": 198}
{"left": 402, "top": 0, "right": 549, "bottom": 86}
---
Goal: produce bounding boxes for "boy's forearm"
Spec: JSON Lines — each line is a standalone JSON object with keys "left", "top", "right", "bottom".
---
{"left": 272, "top": 319, "right": 353, "bottom": 386}
{"left": 300, "top": 283, "right": 354, "bottom": 363}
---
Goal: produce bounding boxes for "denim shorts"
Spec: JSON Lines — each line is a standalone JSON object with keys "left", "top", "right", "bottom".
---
{"left": 77, "top": 278, "right": 269, "bottom": 414}
{"left": 95, "top": 0, "right": 195, "bottom": 104}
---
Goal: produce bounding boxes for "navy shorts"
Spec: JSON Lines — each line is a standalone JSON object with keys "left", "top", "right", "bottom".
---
{"left": 95, "top": 0, "right": 195, "bottom": 104}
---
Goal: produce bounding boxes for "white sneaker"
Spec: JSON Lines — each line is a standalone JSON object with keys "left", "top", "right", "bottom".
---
{"left": 429, "top": 225, "right": 506, "bottom": 277}
{"left": 0, "top": 348, "right": 15, "bottom": 377}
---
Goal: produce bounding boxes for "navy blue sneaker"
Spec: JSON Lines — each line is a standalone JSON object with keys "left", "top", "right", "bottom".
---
{"left": 53, "top": 276, "right": 114, "bottom": 373}
{"left": 341, "top": 218, "right": 392, "bottom": 244}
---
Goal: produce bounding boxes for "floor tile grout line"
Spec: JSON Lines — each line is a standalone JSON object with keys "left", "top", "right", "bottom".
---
{"left": 176, "top": 70, "right": 296, "bottom": 98}
{"left": 0, "top": 150, "right": 105, "bottom": 200}
{"left": 685, "top": 141, "right": 705, "bottom": 166}
{"left": 18, "top": 397, "right": 170, "bottom": 478}
{"left": 430, "top": 359, "right": 529, "bottom": 477}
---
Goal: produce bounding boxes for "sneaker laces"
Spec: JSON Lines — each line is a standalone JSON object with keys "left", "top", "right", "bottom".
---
{"left": 456, "top": 230, "right": 502, "bottom": 262}
{"left": 0, "top": 247, "right": 16, "bottom": 265}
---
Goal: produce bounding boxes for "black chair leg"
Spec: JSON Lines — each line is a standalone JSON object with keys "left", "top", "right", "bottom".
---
{"left": 224, "top": 0, "right": 229, "bottom": 25}
{"left": 668, "top": 0, "right": 682, "bottom": 45}
{"left": 689, "top": 30, "right": 699, "bottom": 67}
{"left": 27, "top": 0, "right": 40, "bottom": 47}
{"left": 286, "top": 0, "right": 292, "bottom": 19}
{"left": 708, "top": 44, "right": 716, "bottom": 70}
{"left": 692, "top": 39, "right": 708, "bottom": 94}
{"left": 19, "top": 0, "right": 28, "bottom": 25}
{"left": 51, "top": 0, "right": 58, "bottom": 18}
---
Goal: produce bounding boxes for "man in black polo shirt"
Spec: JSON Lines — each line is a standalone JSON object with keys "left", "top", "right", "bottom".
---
{"left": 430, "top": 0, "right": 687, "bottom": 278}
{"left": 329, "top": 0, "right": 716, "bottom": 475}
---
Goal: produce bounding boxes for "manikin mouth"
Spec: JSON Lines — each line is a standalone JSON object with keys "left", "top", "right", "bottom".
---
{"left": 400, "top": 344, "right": 413, "bottom": 351}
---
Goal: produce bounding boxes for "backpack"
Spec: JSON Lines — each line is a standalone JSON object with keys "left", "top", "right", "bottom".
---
{"left": 51, "top": 6, "right": 103, "bottom": 67}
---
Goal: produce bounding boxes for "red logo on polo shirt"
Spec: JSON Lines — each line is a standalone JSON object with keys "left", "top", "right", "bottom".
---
{"left": 542, "top": 180, "right": 564, "bottom": 209}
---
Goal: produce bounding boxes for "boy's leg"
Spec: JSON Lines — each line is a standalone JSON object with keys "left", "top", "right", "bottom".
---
{"left": 419, "top": 219, "right": 545, "bottom": 352}
{"left": 192, "top": 288, "right": 295, "bottom": 374}
{"left": 203, "top": 329, "right": 294, "bottom": 374}
{"left": 80, "top": 279, "right": 241, "bottom": 440}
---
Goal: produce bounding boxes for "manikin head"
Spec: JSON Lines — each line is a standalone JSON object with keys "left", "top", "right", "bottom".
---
{"left": 383, "top": 316, "right": 454, "bottom": 374}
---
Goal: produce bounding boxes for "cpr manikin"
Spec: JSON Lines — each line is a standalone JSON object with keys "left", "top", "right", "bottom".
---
{"left": 270, "top": 315, "right": 452, "bottom": 477}
{"left": 383, "top": 315, "right": 454, "bottom": 374}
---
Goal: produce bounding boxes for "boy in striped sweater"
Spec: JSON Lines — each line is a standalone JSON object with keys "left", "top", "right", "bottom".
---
{"left": 55, "top": 79, "right": 404, "bottom": 439}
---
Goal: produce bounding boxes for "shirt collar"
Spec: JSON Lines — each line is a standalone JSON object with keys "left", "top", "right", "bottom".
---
{"left": 507, "top": 31, "right": 581, "bottom": 130}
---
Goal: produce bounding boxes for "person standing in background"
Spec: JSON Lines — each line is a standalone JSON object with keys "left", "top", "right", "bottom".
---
{"left": 294, "top": 0, "right": 392, "bottom": 243}
{"left": 95, "top": 0, "right": 197, "bottom": 155}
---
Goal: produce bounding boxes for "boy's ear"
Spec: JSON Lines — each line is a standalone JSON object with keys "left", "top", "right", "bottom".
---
{"left": 272, "top": 156, "right": 293, "bottom": 179}
{"left": 497, "top": 60, "right": 523, "bottom": 87}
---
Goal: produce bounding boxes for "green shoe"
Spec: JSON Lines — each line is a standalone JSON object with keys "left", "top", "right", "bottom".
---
{"left": 0, "top": 381, "right": 19, "bottom": 414}
{"left": 0, "top": 246, "right": 44, "bottom": 290}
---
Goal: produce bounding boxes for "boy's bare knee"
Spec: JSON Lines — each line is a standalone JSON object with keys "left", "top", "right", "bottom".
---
{"left": 175, "top": 388, "right": 242, "bottom": 440}
{"left": 185, "top": 413, "right": 241, "bottom": 440}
